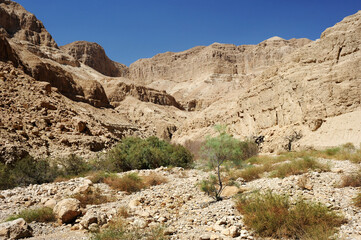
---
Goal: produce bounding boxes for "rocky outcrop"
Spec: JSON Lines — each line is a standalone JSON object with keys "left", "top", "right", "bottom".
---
{"left": 53, "top": 198, "right": 82, "bottom": 224}
{"left": 61, "top": 41, "right": 129, "bottom": 77}
{"left": 0, "top": 218, "right": 33, "bottom": 239}
{"left": 0, "top": 0, "right": 57, "bottom": 47}
{"left": 103, "top": 81, "right": 183, "bottom": 109}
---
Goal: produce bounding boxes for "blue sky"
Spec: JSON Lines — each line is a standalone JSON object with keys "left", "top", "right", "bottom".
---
{"left": 16, "top": 0, "right": 361, "bottom": 66}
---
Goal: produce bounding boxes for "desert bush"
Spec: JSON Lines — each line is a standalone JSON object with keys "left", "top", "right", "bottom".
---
{"left": 88, "top": 171, "right": 115, "bottom": 184}
{"left": 235, "top": 191, "right": 345, "bottom": 239}
{"left": 6, "top": 207, "right": 55, "bottom": 223}
{"left": 199, "top": 125, "right": 244, "bottom": 201}
{"left": 238, "top": 163, "right": 273, "bottom": 182}
{"left": 142, "top": 173, "right": 168, "bottom": 186}
{"left": 239, "top": 140, "right": 259, "bottom": 160}
{"left": 117, "top": 206, "right": 130, "bottom": 218}
{"left": 55, "top": 154, "right": 92, "bottom": 176}
{"left": 104, "top": 173, "right": 145, "bottom": 193}
{"left": 72, "top": 187, "right": 114, "bottom": 207}
{"left": 339, "top": 171, "right": 361, "bottom": 188}
{"left": 270, "top": 157, "right": 329, "bottom": 178}
{"left": 103, "top": 172, "right": 167, "bottom": 194}
{"left": 354, "top": 192, "right": 361, "bottom": 208}
{"left": 0, "top": 155, "right": 60, "bottom": 189}
{"left": 105, "top": 136, "right": 193, "bottom": 172}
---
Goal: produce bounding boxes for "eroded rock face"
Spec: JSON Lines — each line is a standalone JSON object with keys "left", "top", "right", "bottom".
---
{"left": 61, "top": 41, "right": 129, "bottom": 77}
{"left": 173, "top": 11, "right": 361, "bottom": 152}
{"left": 0, "top": 0, "right": 57, "bottom": 48}
{"left": 104, "top": 81, "right": 183, "bottom": 109}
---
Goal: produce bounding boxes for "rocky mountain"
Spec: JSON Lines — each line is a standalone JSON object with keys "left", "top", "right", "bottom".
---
{"left": 61, "top": 41, "right": 128, "bottom": 77}
{"left": 0, "top": 0, "right": 361, "bottom": 159}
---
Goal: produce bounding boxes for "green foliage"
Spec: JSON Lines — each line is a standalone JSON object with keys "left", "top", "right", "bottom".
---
{"left": 235, "top": 191, "right": 345, "bottom": 239}
{"left": 6, "top": 207, "right": 55, "bottom": 223}
{"left": 200, "top": 125, "right": 246, "bottom": 201}
{"left": 0, "top": 155, "right": 59, "bottom": 189}
{"left": 55, "top": 154, "right": 92, "bottom": 176}
{"left": 203, "top": 125, "right": 243, "bottom": 168}
{"left": 105, "top": 136, "right": 193, "bottom": 172}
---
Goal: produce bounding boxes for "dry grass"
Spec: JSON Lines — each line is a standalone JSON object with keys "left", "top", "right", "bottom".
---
{"left": 339, "top": 171, "right": 361, "bottom": 188}
{"left": 6, "top": 207, "right": 55, "bottom": 223}
{"left": 104, "top": 172, "right": 167, "bottom": 194}
{"left": 104, "top": 173, "right": 145, "bottom": 193}
{"left": 72, "top": 187, "right": 114, "bottom": 207}
{"left": 354, "top": 192, "right": 361, "bottom": 208}
{"left": 142, "top": 173, "right": 168, "bottom": 186}
{"left": 117, "top": 206, "right": 130, "bottom": 219}
{"left": 235, "top": 191, "right": 346, "bottom": 239}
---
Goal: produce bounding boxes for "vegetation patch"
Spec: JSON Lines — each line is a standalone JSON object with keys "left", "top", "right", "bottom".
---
{"left": 72, "top": 187, "right": 114, "bottom": 207}
{"left": 6, "top": 207, "right": 55, "bottom": 223}
{"left": 270, "top": 157, "right": 329, "bottom": 178}
{"left": 354, "top": 192, "right": 361, "bottom": 208}
{"left": 103, "top": 172, "right": 167, "bottom": 194}
{"left": 104, "top": 136, "right": 193, "bottom": 172}
{"left": 235, "top": 191, "right": 345, "bottom": 239}
{"left": 339, "top": 171, "right": 361, "bottom": 188}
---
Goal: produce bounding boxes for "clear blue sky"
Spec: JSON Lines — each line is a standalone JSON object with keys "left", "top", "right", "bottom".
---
{"left": 16, "top": 0, "right": 361, "bottom": 66}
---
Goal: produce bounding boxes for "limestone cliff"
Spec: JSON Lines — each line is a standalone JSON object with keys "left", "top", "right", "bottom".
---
{"left": 61, "top": 41, "right": 129, "bottom": 77}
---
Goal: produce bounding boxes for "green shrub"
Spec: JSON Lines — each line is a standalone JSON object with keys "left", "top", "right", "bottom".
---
{"left": 105, "top": 136, "right": 193, "bottom": 172}
{"left": 199, "top": 125, "right": 244, "bottom": 201}
{"left": 56, "top": 154, "right": 92, "bottom": 176}
{"left": 0, "top": 155, "right": 60, "bottom": 189}
{"left": 325, "top": 147, "right": 341, "bottom": 156}
{"left": 238, "top": 163, "right": 273, "bottom": 181}
{"left": 235, "top": 191, "right": 345, "bottom": 239}
{"left": 6, "top": 207, "right": 55, "bottom": 223}
{"left": 270, "top": 157, "right": 329, "bottom": 178}
{"left": 239, "top": 140, "right": 259, "bottom": 160}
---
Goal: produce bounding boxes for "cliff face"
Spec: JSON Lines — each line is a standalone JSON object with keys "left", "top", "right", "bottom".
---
{"left": 128, "top": 38, "right": 311, "bottom": 106}
{"left": 0, "top": 0, "right": 57, "bottom": 47}
{"left": 61, "top": 41, "right": 129, "bottom": 77}
{"left": 172, "top": 11, "right": 361, "bottom": 152}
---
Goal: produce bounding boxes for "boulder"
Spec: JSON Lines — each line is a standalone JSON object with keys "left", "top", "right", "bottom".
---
{"left": 53, "top": 198, "right": 81, "bottom": 223}
{"left": 0, "top": 218, "right": 33, "bottom": 239}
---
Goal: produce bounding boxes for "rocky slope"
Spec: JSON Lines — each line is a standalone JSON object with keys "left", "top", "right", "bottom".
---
{"left": 0, "top": 158, "right": 360, "bottom": 239}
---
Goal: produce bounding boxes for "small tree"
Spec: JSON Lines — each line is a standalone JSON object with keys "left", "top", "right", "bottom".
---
{"left": 200, "top": 125, "right": 243, "bottom": 201}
